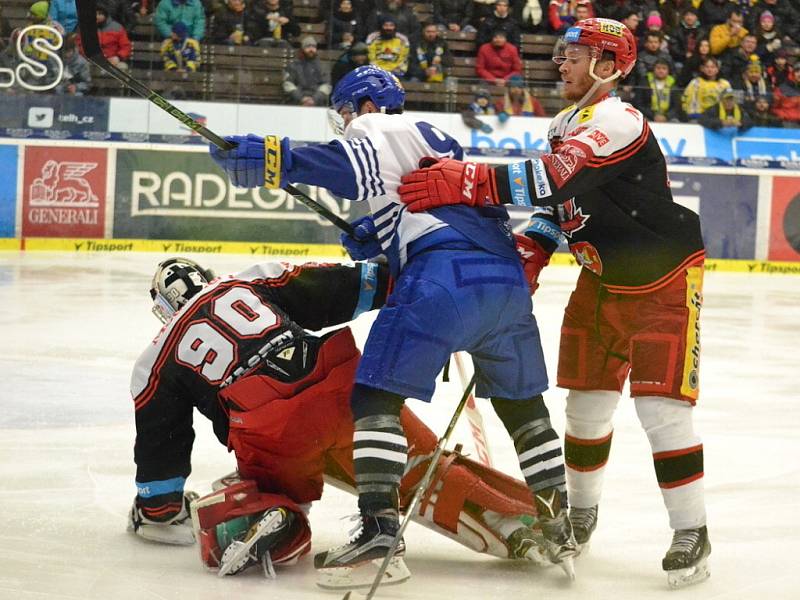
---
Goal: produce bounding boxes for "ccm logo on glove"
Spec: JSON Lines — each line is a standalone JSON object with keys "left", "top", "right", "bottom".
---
{"left": 463, "top": 162, "right": 477, "bottom": 201}
{"left": 264, "top": 135, "right": 282, "bottom": 189}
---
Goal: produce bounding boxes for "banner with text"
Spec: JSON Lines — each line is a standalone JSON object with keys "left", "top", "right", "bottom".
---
{"left": 0, "top": 94, "right": 109, "bottom": 140}
{"left": 112, "top": 148, "right": 368, "bottom": 243}
{"left": 21, "top": 145, "right": 108, "bottom": 238}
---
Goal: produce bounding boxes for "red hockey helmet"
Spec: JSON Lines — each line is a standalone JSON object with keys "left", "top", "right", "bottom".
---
{"left": 555, "top": 18, "right": 637, "bottom": 78}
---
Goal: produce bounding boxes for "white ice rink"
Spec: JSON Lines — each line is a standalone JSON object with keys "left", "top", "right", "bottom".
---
{"left": 1, "top": 252, "right": 798, "bottom": 600}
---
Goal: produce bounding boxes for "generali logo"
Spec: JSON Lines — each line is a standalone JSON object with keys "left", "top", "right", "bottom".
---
{"left": 27, "top": 159, "right": 100, "bottom": 226}
{"left": 30, "top": 160, "right": 99, "bottom": 206}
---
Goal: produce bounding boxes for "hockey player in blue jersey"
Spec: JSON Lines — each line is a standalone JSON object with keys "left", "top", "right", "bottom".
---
{"left": 209, "top": 65, "right": 576, "bottom": 588}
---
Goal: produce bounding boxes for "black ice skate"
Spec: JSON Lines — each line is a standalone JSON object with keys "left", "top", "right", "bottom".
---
{"left": 217, "top": 507, "right": 294, "bottom": 577}
{"left": 314, "top": 509, "right": 410, "bottom": 589}
{"left": 662, "top": 525, "right": 711, "bottom": 588}
{"left": 533, "top": 488, "right": 578, "bottom": 580}
{"left": 569, "top": 505, "right": 598, "bottom": 553}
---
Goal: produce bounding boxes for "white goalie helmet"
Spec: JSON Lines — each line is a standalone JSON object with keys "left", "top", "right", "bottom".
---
{"left": 150, "top": 257, "right": 215, "bottom": 323}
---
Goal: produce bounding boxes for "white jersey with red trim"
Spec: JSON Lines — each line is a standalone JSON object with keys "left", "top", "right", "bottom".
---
{"left": 495, "top": 95, "right": 705, "bottom": 291}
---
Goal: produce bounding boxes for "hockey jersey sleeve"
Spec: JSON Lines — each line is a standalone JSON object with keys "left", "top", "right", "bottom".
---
{"left": 494, "top": 103, "right": 650, "bottom": 208}
{"left": 255, "top": 260, "right": 391, "bottom": 332}
{"left": 280, "top": 115, "right": 463, "bottom": 202}
{"left": 132, "top": 365, "right": 197, "bottom": 521}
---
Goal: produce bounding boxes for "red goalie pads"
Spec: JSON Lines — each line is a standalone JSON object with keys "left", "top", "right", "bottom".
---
{"left": 403, "top": 447, "right": 537, "bottom": 533}
{"left": 324, "top": 406, "right": 538, "bottom": 536}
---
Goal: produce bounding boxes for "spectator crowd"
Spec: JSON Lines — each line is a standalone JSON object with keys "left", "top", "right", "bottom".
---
{"left": 0, "top": 0, "right": 798, "bottom": 126}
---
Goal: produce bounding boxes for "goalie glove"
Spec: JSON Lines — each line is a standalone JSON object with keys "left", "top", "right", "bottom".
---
{"left": 398, "top": 157, "right": 500, "bottom": 212}
{"left": 128, "top": 492, "right": 199, "bottom": 545}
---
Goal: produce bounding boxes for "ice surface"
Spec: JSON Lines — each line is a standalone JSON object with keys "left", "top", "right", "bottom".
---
{"left": 1, "top": 252, "right": 798, "bottom": 600}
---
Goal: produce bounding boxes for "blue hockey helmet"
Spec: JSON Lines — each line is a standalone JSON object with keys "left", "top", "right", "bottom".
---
{"left": 331, "top": 65, "right": 406, "bottom": 115}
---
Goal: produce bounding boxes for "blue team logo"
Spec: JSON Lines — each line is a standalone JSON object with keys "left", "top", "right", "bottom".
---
{"left": 564, "top": 28, "right": 581, "bottom": 43}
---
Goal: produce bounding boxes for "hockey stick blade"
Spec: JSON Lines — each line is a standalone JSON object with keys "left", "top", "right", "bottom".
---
{"left": 342, "top": 374, "right": 479, "bottom": 600}
{"left": 74, "top": 0, "right": 353, "bottom": 235}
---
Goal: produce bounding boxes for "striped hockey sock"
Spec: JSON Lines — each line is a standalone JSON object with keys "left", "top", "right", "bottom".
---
{"left": 512, "top": 417, "right": 568, "bottom": 500}
{"left": 492, "top": 397, "right": 567, "bottom": 502}
{"left": 353, "top": 413, "right": 408, "bottom": 513}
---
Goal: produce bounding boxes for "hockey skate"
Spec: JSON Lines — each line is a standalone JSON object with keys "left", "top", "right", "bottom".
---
{"left": 569, "top": 505, "right": 598, "bottom": 555}
{"left": 507, "top": 524, "right": 551, "bottom": 567}
{"left": 662, "top": 526, "right": 711, "bottom": 589}
{"left": 533, "top": 488, "right": 578, "bottom": 580}
{"left": 315, "top": 509, "right": 410, "bottom": 590}
{"left": 217, "top": 507, "right": 294, "bottom": 577}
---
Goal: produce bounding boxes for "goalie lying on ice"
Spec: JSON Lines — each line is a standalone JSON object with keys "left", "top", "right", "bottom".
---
{"left": 128, "top": 257, "right": 552, "bottom": 583}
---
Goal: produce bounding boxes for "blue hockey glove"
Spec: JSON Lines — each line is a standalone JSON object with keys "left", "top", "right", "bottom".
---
{"left": 480, "top": 121, "right": 494, "bottom": 133}
{"left": 341, "top": 216, "right": 383, "bottom": 261}
{"left": 209, "top": 134, "right": 289, "bottom": 189}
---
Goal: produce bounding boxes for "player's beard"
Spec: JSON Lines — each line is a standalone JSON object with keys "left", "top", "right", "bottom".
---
{"left": 561, "top": 70, "right": 595, "bottom": 102}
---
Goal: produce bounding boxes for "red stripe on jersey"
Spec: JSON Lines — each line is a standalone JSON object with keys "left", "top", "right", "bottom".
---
{"left": 659, "top": 471, "right": 704, "bottom": 489}
{"left": 653, "top": 444, "right": 704, "bottom": 462}
{"left": 603, "top": 250, "right": 705, "bottom": 295}
{"left": 586, "top": 121, "right": 650, "bottom": 168}
{"left": 133, "top": 268, "right": 305, "bottom": 412}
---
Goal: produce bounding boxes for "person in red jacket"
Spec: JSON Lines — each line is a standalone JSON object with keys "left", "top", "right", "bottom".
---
{"left": 475, "top": 29, "right": 522, "bottom": 86}
{"left": 77, "top": 3, "right": 132, "bottom": 69}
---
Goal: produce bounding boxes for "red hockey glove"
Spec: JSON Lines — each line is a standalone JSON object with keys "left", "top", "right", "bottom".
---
{"left": 514, "top": 234, "right": 551, "bottom": 295}
{"left": 398, "top": 158, "right": 500, "bottom": 212}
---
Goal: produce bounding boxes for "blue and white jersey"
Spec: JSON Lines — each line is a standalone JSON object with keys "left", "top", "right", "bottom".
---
{"left": 284, "top": 113, "right": 463, "bottom": 270}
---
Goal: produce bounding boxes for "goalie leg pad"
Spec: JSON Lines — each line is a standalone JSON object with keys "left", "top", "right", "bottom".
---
{"left": 192, "top": 480, "right": 311, "bottom": 572}
{"left": 400, "top": 448, "right": 539, "bottom": 559}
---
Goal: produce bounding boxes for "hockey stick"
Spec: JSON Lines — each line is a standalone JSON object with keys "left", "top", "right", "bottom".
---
{"left": 453, "top": 353, "right": 493, "bottom": 467}
{"left": 344, "top": 373, "right": 478, "bottom": 600}
{"left": 74, "top": 0, "right": 354, "bottom": 236}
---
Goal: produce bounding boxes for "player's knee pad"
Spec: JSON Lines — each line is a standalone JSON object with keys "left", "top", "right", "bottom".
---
{"left": 634, "top": 395, "right": 699, "bottom": 452}
{"left": 564, "top": 389, "right": 620, "bottom": 438}
{"left": 350, "top": 383, "right": 405, "bottom": 420}
{"left": 191, "top": 479, "right": 311, "bottom": 572}
{"left": 401, "top": 447, "right": 536, "bottom": 559}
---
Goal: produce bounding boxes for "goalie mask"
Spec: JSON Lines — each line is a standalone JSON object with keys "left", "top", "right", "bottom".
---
{"left": 150, "top": 257, "right": 215, "bottom": 323}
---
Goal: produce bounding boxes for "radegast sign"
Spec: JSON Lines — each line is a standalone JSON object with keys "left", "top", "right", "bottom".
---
{"left": 113, "top": 148, "right": 368, "bottom": 243}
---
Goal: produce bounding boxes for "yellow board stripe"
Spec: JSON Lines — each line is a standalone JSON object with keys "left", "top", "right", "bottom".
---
{"left": 548, "top": 253, "right": 800, "bottom": 275}
{"left": 680, "top": 265, "right": 703, "bottom": 400}
{"left": 2, "top": 238, "right": 348, "bottom": 258}
{"left": 1, "top": 239, "right": 800, "bottom": 275}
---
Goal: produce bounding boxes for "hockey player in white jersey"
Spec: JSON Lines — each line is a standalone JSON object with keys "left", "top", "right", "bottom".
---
{"left": 210, "top": 65, "right": 577, "bottom": 588}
